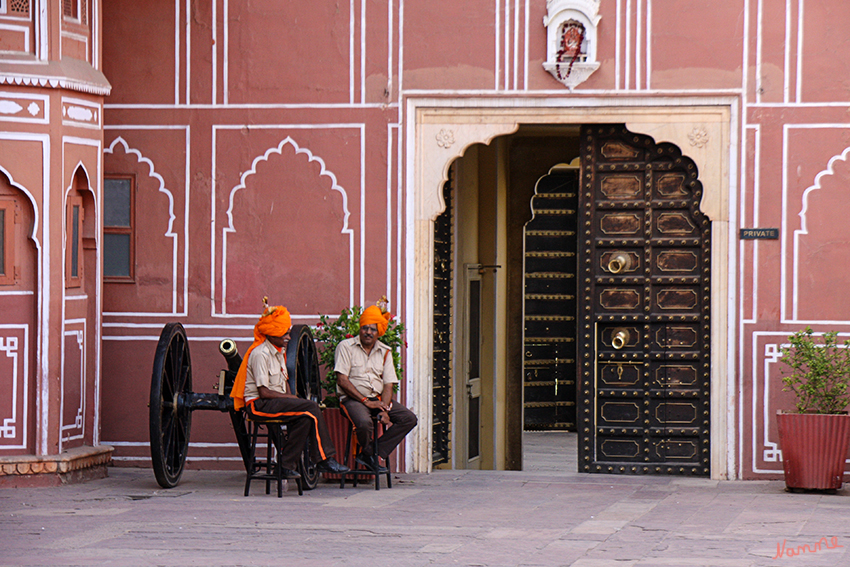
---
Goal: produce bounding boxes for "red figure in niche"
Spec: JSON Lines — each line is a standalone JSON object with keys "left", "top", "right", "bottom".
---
{"left": 557, "top": 20, "right": 585, "bottom": 80}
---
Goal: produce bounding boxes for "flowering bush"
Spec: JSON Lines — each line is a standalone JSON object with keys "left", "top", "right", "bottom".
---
{"left": 313, "top": 303, "right": 405, "bottom": 408}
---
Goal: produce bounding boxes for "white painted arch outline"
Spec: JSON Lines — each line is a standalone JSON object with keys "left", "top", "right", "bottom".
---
{"left": 0, "top": 164, "right": 40, "bottom": 249}
{"left": 104, "top": 136, "right": 181, "bottom": 316}
{"left": 792, "top": 145, "right": 850, "bottom": 322}
{"left": 60, "top": 161, "right": 98, "bottom": 454}
{"left": 221, "top": 136, "right": 354, "bottom": 316}
{"left": 0, "top": 164, "right": 39, "bottom": 454}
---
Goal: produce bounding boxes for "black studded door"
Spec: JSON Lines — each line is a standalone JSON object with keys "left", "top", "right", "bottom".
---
{"left": 577, "top": 125, "right": 711, "bottom": 476}
{"left": 432, "top": 173, "right": 453, "bottom": 466}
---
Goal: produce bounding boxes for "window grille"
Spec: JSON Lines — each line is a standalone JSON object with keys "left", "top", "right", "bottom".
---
{"left": 63, "top": 0, "right": 85, "bottom": 23}
{"left": 10, "top": 0, "right": 29, "bottom": 15}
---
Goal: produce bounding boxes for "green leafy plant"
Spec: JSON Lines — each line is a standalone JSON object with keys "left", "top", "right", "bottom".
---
{"left": 312, "top": 305, "right": 405, "bottom": 408}
{"left": 780, "top": 327, "right": 850, "bottom": 414}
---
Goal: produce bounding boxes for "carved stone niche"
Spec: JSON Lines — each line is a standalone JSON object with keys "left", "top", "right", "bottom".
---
{"left": 542, "top": 0, "right": 601, "bottom": 90}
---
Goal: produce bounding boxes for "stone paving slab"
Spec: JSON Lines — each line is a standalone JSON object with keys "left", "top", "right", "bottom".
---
{"left": 0, "top": 467, "right": 848, "bottom": 567}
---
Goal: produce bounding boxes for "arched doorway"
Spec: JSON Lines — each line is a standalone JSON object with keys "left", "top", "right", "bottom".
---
{"left": 415, "top": 101, "right": 731, "bottom": 477}
{"left": 431, "top": 127, "right": 586, "bottom": 470}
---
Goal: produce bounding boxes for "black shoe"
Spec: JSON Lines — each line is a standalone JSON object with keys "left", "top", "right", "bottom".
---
{"left": 317, "top": 458, "right": 350, "bottom": 474}
{"left": 355, "top": 453, "right": 388, "bottom": 473}
{"left": 280, "top": 468, "right": 301, "bottom": 479}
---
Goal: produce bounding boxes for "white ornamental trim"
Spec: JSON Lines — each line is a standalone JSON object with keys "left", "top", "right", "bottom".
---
{"left": 0, "top": 100, "right": 22, "bottom": 115}
{"left": 67, "top": 105, "right": 93, "bottom": 122}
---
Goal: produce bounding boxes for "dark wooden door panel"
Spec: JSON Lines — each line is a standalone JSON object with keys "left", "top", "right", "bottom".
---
{"left": 432, "top": 174, "right": 453, "bottom": 466}
{"left": 578, "top": 125, "right": 711, "bottom": 476}
{"left": 523, "top": 168, "right": 579, "bottom": 431}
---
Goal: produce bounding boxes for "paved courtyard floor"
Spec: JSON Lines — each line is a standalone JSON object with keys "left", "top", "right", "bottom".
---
{"left": 0, "top": 432, "right": 847, "bottom": 567}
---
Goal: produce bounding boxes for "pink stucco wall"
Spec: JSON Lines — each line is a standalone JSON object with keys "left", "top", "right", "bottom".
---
{"left": 92, "top": 0, "right": 850, "bottom": 479}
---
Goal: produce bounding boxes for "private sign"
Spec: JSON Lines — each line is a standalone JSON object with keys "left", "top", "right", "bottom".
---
{"left": 739, "top": 228, "right": 779, "bottom": 240}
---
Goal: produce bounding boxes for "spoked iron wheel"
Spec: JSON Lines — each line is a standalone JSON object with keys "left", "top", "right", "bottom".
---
{"left": 298, "top": 434, "right": 320, "bottom": 490}
{"left": 150, "top": 322, "right": 193, "bottom": 488}
{"left": 287, "top": 324, "right": 323, "bottom": 403}
{"left": 287, "top": 324, "right": 322, "bottom": 490}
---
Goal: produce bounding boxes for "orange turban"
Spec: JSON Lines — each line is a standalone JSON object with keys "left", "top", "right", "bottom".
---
{"left": 360, "top": 305, "right": 392, "bottom": 337}
{"left": 230, "top": 304, "right": 292, "bottom": 410}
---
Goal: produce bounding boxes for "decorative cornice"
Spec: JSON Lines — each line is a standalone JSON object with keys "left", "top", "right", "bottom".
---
{"left": 0, "top": 73, "right": 111, "bottom": 96}
{"left": 0, "top": 57, "right": 112, "bottom": 97}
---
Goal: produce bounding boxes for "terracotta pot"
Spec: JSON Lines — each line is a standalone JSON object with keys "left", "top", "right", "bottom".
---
{"left": 776, "top": 411, "right": 850, "bottom": 490}
{"left": 322, "top": 407, "right": 354, "bottom": 479}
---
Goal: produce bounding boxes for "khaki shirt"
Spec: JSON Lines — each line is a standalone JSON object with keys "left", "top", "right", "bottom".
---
{"left": 334, "top": 336, "right": 397, "bottom": 400}
{"left": 243, "top": 339, "right": 288, "bottom": 403}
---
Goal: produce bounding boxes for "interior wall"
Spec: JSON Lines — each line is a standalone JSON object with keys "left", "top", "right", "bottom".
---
{"left": 453, "top": 145, "right": 480, "bottom": 469}
{"left": 475, "top": 141, "right": 499, "bottom": 469}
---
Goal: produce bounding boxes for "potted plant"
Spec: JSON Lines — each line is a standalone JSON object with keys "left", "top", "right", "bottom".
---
{"left": 312, "top": 298, "right": 406, "bottom": 474}
{"left": 777, "top": 327, "right": 850, "bottom": 491}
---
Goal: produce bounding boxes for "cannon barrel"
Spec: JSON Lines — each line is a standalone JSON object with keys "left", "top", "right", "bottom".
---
{"left": 219, "top": 338, "right": 242, "bottom": 373}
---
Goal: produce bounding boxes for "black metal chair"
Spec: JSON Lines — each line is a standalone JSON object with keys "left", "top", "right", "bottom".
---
{"left": 338, "top": 409, "right": 392, "bottom": 490}
{"left": 244, "top": 417, "right": 302, "bottom": 497}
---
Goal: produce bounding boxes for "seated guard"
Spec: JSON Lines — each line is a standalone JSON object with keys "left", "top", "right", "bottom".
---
{"left": 231, "top": 300, "right": 349, "bottom": 476}
{"left": 335, "top": 302, "right": 418, "bottom": 471}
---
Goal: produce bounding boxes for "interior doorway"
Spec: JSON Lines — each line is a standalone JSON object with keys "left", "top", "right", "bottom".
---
{"left": 429, "top": 124, "right": 712, "bottom": 476}
{"left": 431, "top": 126, "right": 583, "bottom": 471}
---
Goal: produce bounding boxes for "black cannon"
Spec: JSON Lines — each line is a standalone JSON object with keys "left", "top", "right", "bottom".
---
{"left": 148, "top": 322, "right": 322, "bottom": 489}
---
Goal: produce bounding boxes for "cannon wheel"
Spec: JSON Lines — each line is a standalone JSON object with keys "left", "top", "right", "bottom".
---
{"left": 287, "top": 324, "right": 323, "bottom": 403}
{"left": 150, "top": 322, "right": 193, "bottom": 489}
{"left": 287, "top": 324, "right": 322, "bottom": 490}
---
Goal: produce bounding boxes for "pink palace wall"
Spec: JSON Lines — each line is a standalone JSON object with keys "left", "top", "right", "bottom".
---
{"left": 100, "top": 0, "right": 850, "bottom": 479}
{"left": 0, "top": 1, "right": 108, "bottom": 466}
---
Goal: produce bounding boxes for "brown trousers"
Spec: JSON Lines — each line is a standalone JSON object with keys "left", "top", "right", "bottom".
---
{"left": 246, "top": 397, "right": 336, "bottom": 469}
{"left": 340, "top": 398, "right": 418, "bottom": 460}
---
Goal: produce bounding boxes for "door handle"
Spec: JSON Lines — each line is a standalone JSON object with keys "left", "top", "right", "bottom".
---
{"left": 608, "top": 253, "right": 631, "bottom": 274}
{"left": 612, "top": 328, "right": 630, "bottom": 350}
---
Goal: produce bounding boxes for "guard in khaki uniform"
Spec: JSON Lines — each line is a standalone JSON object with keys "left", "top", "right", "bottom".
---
{"left": 231, "top": 301, "right": 349, "bottom": 476}
{"left": 335, "top": 303, "right": 418, "bottom": 471}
